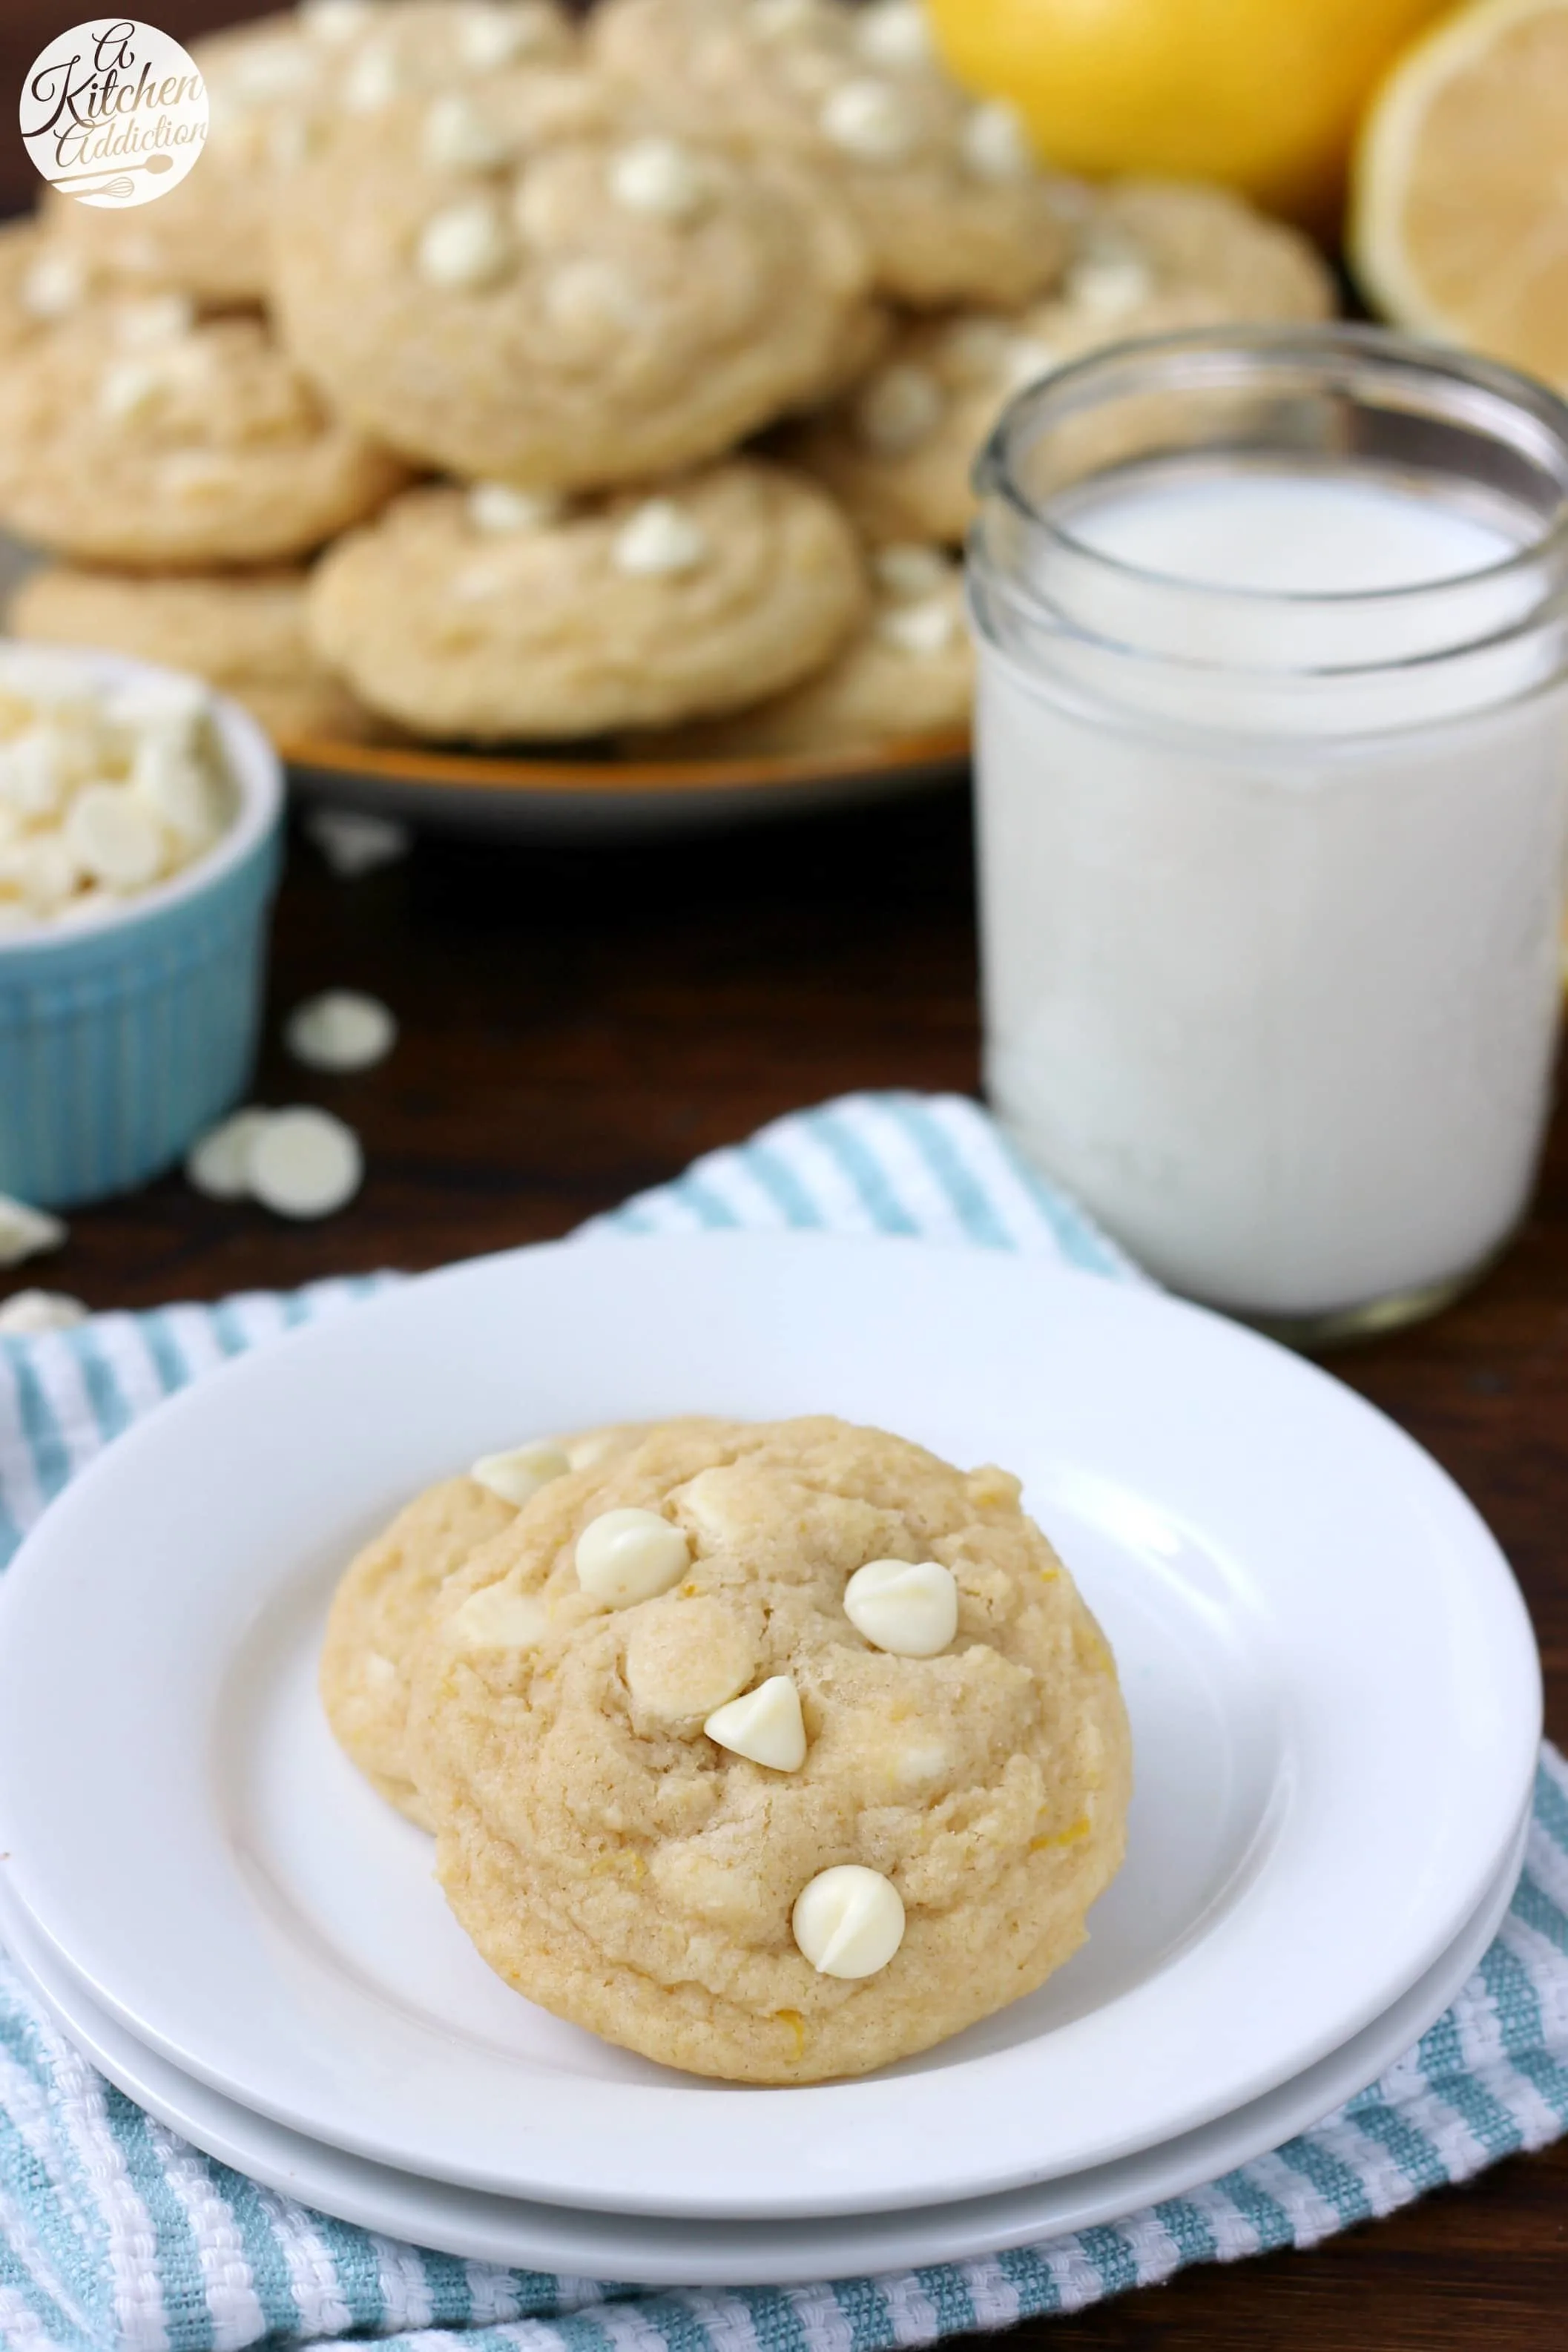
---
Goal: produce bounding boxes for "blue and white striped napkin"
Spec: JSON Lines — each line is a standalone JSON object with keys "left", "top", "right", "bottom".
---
{"left": 1, "top": 1091, "right": 1564, "bottom": 2352}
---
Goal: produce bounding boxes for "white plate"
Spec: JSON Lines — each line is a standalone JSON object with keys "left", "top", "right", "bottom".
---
{"left": 0, "top": 1809, "right": 1527, "bottom": 2286}
{"left": 0, "top": 1236, "right": 1541, "bottom": 2220}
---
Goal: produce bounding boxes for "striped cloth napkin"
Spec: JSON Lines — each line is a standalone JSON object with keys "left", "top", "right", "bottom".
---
{"left": 1, "top": 1091, "right": 1564, "bottom": 2352}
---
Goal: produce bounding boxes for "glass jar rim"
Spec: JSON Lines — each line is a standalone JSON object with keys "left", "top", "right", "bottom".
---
{"left": 973, "top": 323, "right": 1568, "bottom": 611}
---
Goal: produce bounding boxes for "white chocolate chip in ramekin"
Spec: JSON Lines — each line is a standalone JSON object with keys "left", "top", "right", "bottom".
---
{"left": 0, "top": 1196, "right": 67, "bottom": 1268}
{"left": 20, "top": 251, "right": 87, "bottom": 320}
{"left": 467, "top": 481, "right": 563, "bottom": 535}
{"left": 872, "top": 542, "right": 952, "bottom": 601}
{"left": 248, "top": 1107, "right": 364, "bottom": 1219}
{"left": 609, "top": 137, "right": 711, "bottom": 223}
{"left": 613, "top": 500, "right": 708, "bottom": 578}
{"left": 129, "top": 736, "right": 222, "bottom": 849}
{"left": 793, "top": 1863, "right": 905, "bottom": 1977}
{"left": 424, "top": 93, "right": 514, "bottom": 174}
{"left": 855, "top": 363, "right": 944, "bottom": 456}
{"left": 820, "top": 78, "right": 922, "bottom": 165}
{"left": 452, "top": 1580, "right": 550, "bottom": 1650}
{"left": 705, "top": 1674, "right": 807, "bottom": 1770}
{"left": 1065, "top": 248, "right": 1155, "bottom": 319}
{"left": 874, "top": 596, "right": 957, "bottom": 657}
{"left": 470, "top": 1440, "right": 570, "bottom": 1506}
{"left": 575, "top": 1506, "right": 690, "bottom": 1607}
{"left": 185, "top": 1107, "right": 271, "bottom": 1200}
{"left": 0, "top": 1289, "right": 89, "bottom": 1335}
{"left": 854, "top": 0, "right": 932, "bottom": 67}
{"left": 843, "top": 1557, "right": 959, "bottom": 1655}
{"left": 959, "top": 99, "right": 1035, "bottom": 185}
{"left": 417, "top": 200, "right": 515, "bottom": 289}
{"left": 64, "top": 786, "right": 166, "bottom": 892}
{"left": 285, "top": 989, "right": 398, "bottom": 1073}
{"left": 0, "top": 834, "right": 80, "bottom": 913}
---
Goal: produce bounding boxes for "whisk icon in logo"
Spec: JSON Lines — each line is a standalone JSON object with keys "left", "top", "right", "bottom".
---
{"left": 20, "top": 19, "right": 208, "bottom": 208}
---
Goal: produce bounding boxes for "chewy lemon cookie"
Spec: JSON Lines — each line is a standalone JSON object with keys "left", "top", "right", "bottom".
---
{"left": 406, "top": 1415, "right": 1131, "bottom": 2083}
{"left": 306, "top": 462, "right": 867, "bottom": 739}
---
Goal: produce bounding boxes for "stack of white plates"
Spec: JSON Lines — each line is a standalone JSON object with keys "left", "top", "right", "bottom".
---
{"left": 0, "top": 1236, "right": 1541, "bottom": 2285}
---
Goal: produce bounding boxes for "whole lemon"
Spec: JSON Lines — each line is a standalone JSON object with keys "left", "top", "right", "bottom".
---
{"left": 926, "top": 0, "right": 1455, "bottom": 228}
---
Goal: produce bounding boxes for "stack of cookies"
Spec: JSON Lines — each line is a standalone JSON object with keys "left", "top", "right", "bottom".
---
{"left": 0, "top": 0, "right": 1334, "bottom": 762}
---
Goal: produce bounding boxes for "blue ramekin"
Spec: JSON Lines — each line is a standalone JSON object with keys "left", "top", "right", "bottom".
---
{"left": 0, "top": 651, "right": 285, "bottom": 1210}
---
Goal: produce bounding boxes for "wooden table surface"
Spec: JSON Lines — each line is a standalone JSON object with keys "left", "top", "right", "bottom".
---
{"left": 28, "top": 780, "right": 1568, "bottom": 2349}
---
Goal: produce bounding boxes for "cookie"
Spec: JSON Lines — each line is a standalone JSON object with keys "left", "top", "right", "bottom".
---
{"left": 8, "top": 564, "right": 381, "bottom": 744}
{"left": 632, "top": 541, "right": 971, "bottom": 757}
{"left": 0, "top": 222, "right": 128, "bottom": 358}
{"left": 320, "top": 1423, "right": 653, "bottom": 1825}
{"left": 270, "top": 88, "right": 874, "bottom": 487}
{"left": 405, "top": 1415, "right": 1131, "bottom": 2083}
{"left": 306, "top": 461, "right": 869, "bottom": 739}
{"left": 0, "top": 307, "right": 409, "bottom": 569}
{"left": 42, "top": 4, "right": 579, "bottom": 307}
{"left": 791, "top": 179, "right": 1337, "bottom": 542}
{"left": 591, "top": 0, "right": 1075, "bottom": 309}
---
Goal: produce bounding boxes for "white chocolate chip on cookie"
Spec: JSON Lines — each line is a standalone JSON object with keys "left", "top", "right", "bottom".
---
{"left": 301, "top": 0, "right": 375, "bottom": 45}
{"left": 874, "top": 596, "right": 958, "bottom": 657}
{"left": 1065, "top": 248, "right": 1156, "bottom": 319}
{"left": 458, "top": 3, "right": 559, "bottom": 67}
{"left": 610, "top": 137, "right": 711, "bottom": 223}
{"left": 613, "top": 499, "right": 708, "bottom": 577}
{"left": 471, "top": 1440, "right": 571, "bottom": 1506}
{"left": 416, "top": 200, "right": 515, "bottom": 289}
{"left": 960, "top": 100, "right": 1035, "bottom": 185}
{"left": 854, "top": 1, "right": 932, "bottom": 67}
{"left": 576, "top": 1506, "right": 691, "bottom": 1606}
{"left": 820, "top": 78, "right": 923, "bottom": 164}
{"left": 21, "top": 251, "right": 86, "bottom": 320}
{"left": 872, "top": 543, "right": 952, "bottom": 601}
{"left": 705, "top": 1674, "right": 808, "bottom": 1771}
{"left": 843, "top": 1557, "right": 959, "bottom": 1656}
{"left": 468, "top": 481, "right": 564, "bottom": 535}
{"left": 855, "top": 363, "right": 944, "bottom": 455}
{"left": 343, "top": 44, "right": 403, "bottom": 112}
{"left": 452, "top": 1580, "right": 550, "bottom": 1650}
{"left": 793, "top": 1864, "right": 906, "bottom": 1978}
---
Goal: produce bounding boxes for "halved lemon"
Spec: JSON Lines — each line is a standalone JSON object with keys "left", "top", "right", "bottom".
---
{"left": 1351, "top": 0, "right": 1568, "bottom": 389}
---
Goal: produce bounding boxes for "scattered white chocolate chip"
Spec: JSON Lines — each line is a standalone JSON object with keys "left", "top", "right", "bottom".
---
{"left": 1065, "top": 249, "right": 1155, "bottom": 319}
{"left": 792, "top": 1863, "right": 905, "bottom": 1978}
{"left": 458, "top": 3, "right": 557, "bottom": 67}
{"left": 872, "top": 542, "right": 952, "bottom": 602}
{"left": 843, "top": 1557, "right": 959, "bottom": 1656}
{"left": 820, "top": 77, "right": 922, "bottom": 165}
{"left": 301, "top": 0, "right": 375, "bottom": 45}
{"left": 342, "top": 43, "right": 401, "bottom": 112}
{"left": 960, "top": 99, "right": 1035, "bottom": 185}
{"left": 248, "top": 1107, "right": 364, "bottom": 1219}
{"left": 424, "top": 93, "right": 513, "bottom": 174}
{"left": 284, "top": 989, "right": 398, "bottom": 1073}
{"left": 854, "top": 0, "right": 932, "bottom": 67}
{"left": 468, "top": 481, "right": 563, "bottom": 536}
{"left": 452, "top": 1580, "right": 550, "bottom": 1650}
{"left": 704, "top": 1675, "right": 807, "bottom": 1771}
{"left": 470, "top": 1440, "right": 570, "bottom": 1506}
{"left": 0, "top": 1290, "right": 89, "bottom": 1336}
{"left": 20, "top": 251, "right": 86, "bottom": 320}
{"left": 855, "top": 363, "right": 944, "bottom": 456}
{"left": 874, "top": 596, "right": 957, "bottom": 657}
{"left": 609, "top": 137, "right": 711, "bottom": 223}
{"left": 575, "top": 1506, "right": 690, "bottom": 1607}
{"left": 63, "top": 787, "right": 166, "bottom": 892}
{"left": 184, "top": 1107, "right": 271, "bottom": 1199}
{"left": 612, "top": 500, "right": 708, "bottom": 579}
{"left": 416, "top": 200, "right": 515, "bottom": 290}
{"left": 0, "top": 1196, "right": 66, "bottom": 1268}
{"left": 305, "top": 808, "right": 411, "bottom": 877}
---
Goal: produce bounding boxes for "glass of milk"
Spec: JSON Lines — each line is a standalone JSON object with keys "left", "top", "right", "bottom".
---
{"left": 969, "top": 326, "right": 1568, "bottom": 1343}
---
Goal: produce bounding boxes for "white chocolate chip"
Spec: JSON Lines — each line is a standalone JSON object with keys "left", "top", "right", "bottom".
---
{"left": 363, "top": 1650, "right": 398, "bottom": 1691}
{"left": 228, "top": 39, "right": 318, "bottom": 102}
{"left": 1065, "top": 249, "right": 1155, "bottom": 319}
{"left": 872, "top": 543, "right": 952, "bottom": 602}
{"left": 97, "top": 356, "right": 171, "bottom": 424}
{"left": 566, "top": 1428, "right": 624, "bottom": 1470}
{"left": 467, "top": 481, "right": 563, "bottom": 535}
{"left": 874, "top": 596, "right": 958, "bottom": 656}
{"left": 0, "top": 1290, "right": 88, "bottom": 1335}
{"left": 63, "top": 786, "right": 165, "bottom": 892}
{"left": 0, "top": 1196, "right": 67, "bottom": 1268}
{"left": 342, "top": 43, "right": 402, "bottom": 111}
{"left": 538, "top": 256, "right": 642, "bottom": 339}
{"left": 575, "top": 1506, "right": 690, "bottom": 1607}
{"left": 20, "top": 251, "right": 87, "bottom": 319}
{"left": 820, "top": 78, "right": 922, "bottom": 165}
{"left": 284, "top": 989, "right": 398, "bottom": 1073}
{"left": 609, "top": 136, "right": 711, "bottom": 223}
{"left": 751, "top": 0, "right": 816, "bottom": 35}
{"left": 792, "top": 1864, "right": 905, "bottom": 1977}
{"left": 960, "top": 99, "right": 1035, "bottom": 185}
{"left": 185, "top": 1108, "right": 271, "bottom": 1200}
{"left": 843, "top": 1557, "right": 958, "bottom": 1655}
{"left": 0, "top": 732, "right": 69, "bottom": 820}
{"left": 854, "top": 363, "right": 944, "bottom": 456}
{"left": 451, "top": 1580, "right": 550, "bottom": 1650}
{"left": 301, "top": 0, "right": 375, "bottom": 45}
{"left": 0, "top": 834, "right": 80, "bottom": 912}
{"left": 416, "top": 200, "right": 515, "bottom": 290}
{"left": 704, "top": 1675, "right": 807, "bottom": 1771}
{"left": 424, "top": 93, "right": 513, "bottom": 174}
{"left": 306, "top": 808, "right": 411, "bottom": 876}
{"left": 470, "top": 1440, "right": 570, "bottom": 1506}
{"left": 129, "top": 735, "right": 222, "bottom": 849}
{"left": 458, "top": 3, "right": 557, "bottom": 67}
{"left": 113, "top": 294, "right": 196, "bottom": 349}
{"left": 940, "top": 315, "right": 1018, "bottom": 383}
{"left": 248, "top": 1107, "right": 363, "bottom": 1219}
{"left": 1001, "top": 335, "right": 1058, "bottom": 391}
{"left": 612, "top": 500, "right": 708, "bottom": 579}
{"left": 854, "top": 0, "right": 932, "bottom": 67}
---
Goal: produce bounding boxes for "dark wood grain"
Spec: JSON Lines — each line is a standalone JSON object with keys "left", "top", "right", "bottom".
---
{"left": 27, "top": 779, "right": 1568, "bottom": 2346}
